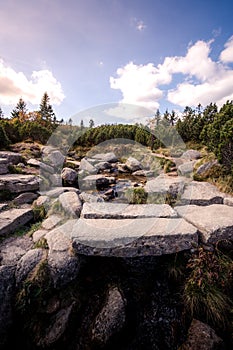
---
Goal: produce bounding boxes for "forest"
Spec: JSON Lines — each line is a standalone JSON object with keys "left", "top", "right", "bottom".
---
{"left": 0, "top": 94, "right": 232, "bottom": 190}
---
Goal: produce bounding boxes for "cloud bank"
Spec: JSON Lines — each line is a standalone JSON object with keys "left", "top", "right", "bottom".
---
{"left": 0, "top": 59, "right": 65, "bottom": 105}
{"left": 110, "top": 36, "right": 233, "bottom": 110}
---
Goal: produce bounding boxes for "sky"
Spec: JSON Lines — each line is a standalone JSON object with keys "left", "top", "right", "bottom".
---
{"left": 0, "top": 0, "right": 233, "bottom": 124}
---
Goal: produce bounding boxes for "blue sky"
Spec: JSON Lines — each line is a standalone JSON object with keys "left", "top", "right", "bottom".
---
{"left": 0, "top": 0, "right": 233, "bottom": 124}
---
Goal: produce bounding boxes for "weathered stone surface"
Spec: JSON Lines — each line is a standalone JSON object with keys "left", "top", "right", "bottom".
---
{"left": 180, "top": 181, "right": 225, "bottom": 205}
{"left": 32, "top": 229, "right": 48, "bottom": 243}
{"left": 176, "top": 204, "right": 233, "bottom": 244}
{"left": 224, "top": 196, "right": 233, "bottom": 206}
{"left": 79, "top": 158, "right": 96, "bottom": 173}
{"left": 92, "top": 286, "right": 126, "bottom": 345}
{"left": 92, "top": 152, "right": 118, "bottom": 163}
{"left": 0, "top": 203, "right": 8, "bottom": 211}
{"left": 15, "top": 248, "right": 45, "bottom": 286}
{"left": 0, "top": 236, "right": 33, "bottom": 265}
{"left": 0, "top": 208, "right": 33, "bottom": 236}
{"left": 195, "top": 160, "right": 219, "bottom": 176}
{"left": 42, "top": 214, "right": 63, "bottom": 230}
{"left": 145, "top": 174, "right": 188, "bottom": 196}
{"left": 27, "top": 158, "right": 54, "bottom": 173}
{"left": 181, "top": 149, "right": 201, "bottom": 160}
{"left": 81, "top": 203, "right": 177, "bottom": 219}
{"left": 81, "top": 174, "right": 115, "bottom": 190}
{"left": 125, "top": 157, "right": 142, "bottom": 172}
{"left": 0, "top": 151, "right": 22, "bottom": 164}
{"left": 45, "top": 220, "right": 80, "bottom": 287}
{"left": 33, "top": 195, "right": 50, "bottom": 207}
{"left": 0, "top": 158, "right": 9, "bottom": 174}
{"left": 13, "top": 192, "right": 38, "bottom": 205}
{"left": 178, "top": 161, "right": 196, "bottom": 177}
{"left": 41, "top": 186, "right": 80, "bottom": 198}
{"left": 44, "top": 150, "right": 65, "bottom": 168}
{"left": 39, "top": 304, "right": 74, "bottom": 346}
{"left": 72, "top": 217, "right": 198, "bottom": 256}
{"left": 0, "top": 265, "right": 15, "bottom": 349}
{"left": 0, "top": 174, "right": 39, "bottom": 193}
{"left": 95, "top": 161, "right": 112, "bottom": 172}
{"left": 79, "top": 191, "right": 104, "bottom": 203}
{"left": 180, "top": 319, "right": 224, "bottom": 350}
{"left": 61, "top": 167, "right": 78, "bottom": 184}
{"left": 59, "top": 191, "right": 82, "bottom": 217}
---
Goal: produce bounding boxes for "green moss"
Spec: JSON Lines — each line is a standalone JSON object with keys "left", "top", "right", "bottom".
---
{"left": 125, "top": 187, "right": 148, "bottom": 204}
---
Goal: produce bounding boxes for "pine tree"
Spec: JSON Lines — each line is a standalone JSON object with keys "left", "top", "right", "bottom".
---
{"left": 0, "top": 107, "right": 4, "bottom": 119}
{"left": 89, "top": 119, "right": 94, "bottom": 128}
{"left": 39, "top": 92, "right": 55, "bottom": 124}
{"left": 11, "top": 98, "right": 27, "bottom": 119}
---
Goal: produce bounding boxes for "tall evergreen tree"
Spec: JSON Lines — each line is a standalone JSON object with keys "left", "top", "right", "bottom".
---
{"left": 0, "top": 107, "right": 4, "bottom": 119}
{"left": 11, "top": 97, "right": 27, "bottom": 119}
{"left": 39, "top": 92, "right": 55, "bottom": 123}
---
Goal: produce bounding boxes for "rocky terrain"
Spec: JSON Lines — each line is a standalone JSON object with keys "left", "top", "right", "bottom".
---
{"left": 0, "top": 143, "right": 232, "bottom": 350}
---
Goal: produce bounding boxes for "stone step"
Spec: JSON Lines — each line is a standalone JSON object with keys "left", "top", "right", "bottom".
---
{"left": 71, "top": 217, "right": 198, "bottom": 257}
{"left": 0, "top": 208, "right": 34, "bottom": 236}
{"left": 175, "top": 204, "right": 233, "bottom": 244}
{"left": 81, "top": 203, "right": 177, "bottom": 219}
{"left": 0, "top": 174, "right": 40, "bottom": 193}
{"left": 179, "top": 181, "right": 226, "bottom": 206}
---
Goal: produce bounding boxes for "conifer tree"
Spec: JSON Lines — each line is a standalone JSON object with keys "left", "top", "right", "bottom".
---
{"left": 11, "top": 97, "right": 27, "bottom": 119}
{"left": 39, "top": 92, "right": 55, "bottom": 124}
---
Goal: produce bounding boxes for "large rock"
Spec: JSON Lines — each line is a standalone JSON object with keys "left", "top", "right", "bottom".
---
{"left": 0, "top": 236, "right": 33, "bottom": 265}
{"left": 61, "top": 167, "right": 78, "bottom": 184}
{"left": 13, "top": 192, "right": 38, "bottom": 205}
{"left": 45, "top": 220, "right": 80, "bottom": 288}
{"left": 43, "top": 150, "right": 65, "bottom": 168}
{"left": 81, "top": 203, "right": 177, "bottom": 219}
{"left": 27, "top": 158, "right": 54, "bottom": 174}
{"left": 59, "top": 191, "right": 82, "bottom": 217}
{"left": 79, "top": 158, "right": 96, "bottom": 173}
{"left": 176, "top": 204, "right": 233, "bottom": 244}
{"left": 0, "top": 174, "right": 39, "bottom": 193}
{"left": 0, "top": 158, "right": 9, "bottom": 175}
{"left": 0, "top": 151, "right": 22, "bottom": 164}
{"left": 181, "top": 149, "right": 201, "bottom": 160}
{"left": 80, "top": 174, "right": 115, "bottom": 190}
{"left": 180, "top": 319, "right": 224, "bottom": 350}
{"left": 180, "top": 181, "right": 225, "bottom": 205}
{"left": 92, "top": 286, "right": 126, "bottom": 345}
{"left": 145, "top": 174, "right": 188, "bottom": 198}
{"left": 92, "top": 152, "right": 118, "bottom": 163}
{"left": 72, "top": 217, "right": 198, "bottom": 256}
{"left": 125, "top": 157, "right": 142, "bottom": 172}
{"left": 177, "top": 161, "right": 196, "bottom": 177}
{"left": 0, "top": 208, "right": 33, "bottom": 237}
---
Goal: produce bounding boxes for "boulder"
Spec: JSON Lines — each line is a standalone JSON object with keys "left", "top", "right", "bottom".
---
{"left": 181, "top": 149, "right": 201, "bottom": 160}
{"left": 0, "top": 158, "right": 9, "bottom": 175}
{"left": 41, "top": 214, "right": 63, "bottom": 230}
{"left": 13, "top": 192, "right": 38, "bottom": 205}
{"left": 195, "top": 160, "right": 219, "bottom": 176}
{"left": 145, "top": 174, "right": 188, "bottom": 197}
{"left": 80, "top": 174, "right": 115, "bottom": 190}
{"left": 0, "top": 235, "right": 33, "bottom": 265}
{"left": 180, "top": 181, "right": 225, "bottom": 205}
{"left": 177, "top": 161, "right": 196, "bottom": 177}
{"left": 125, "top": 157, "right": 142, "bottom": 172}
{"left": 27, "top": 158, "right": 54, "bottom": 174}
{"left": 79, "top": 158, "right": 96, "bottom": 173}
{"left": 92, "top": 152, "right": 118, "bottom": 163}
{"left": 44, "top": 150, "right": 65, "bottom": 168}
{"left": 92, "top": 286, "right": 126, "bottom": 345}
{"left": 61, "top": 167, "right": 78, "bottom": 184}
{"left": 72, "top": 217, "right": 198, "bottom": 257}
{"left": 81, "top": 203, "right": 177, "bottom": 219}
{"left": 175, "top": 204, "right": 233, "bottom": 244}
{"left": 0, "top": 174, "right": 39, "bottom": 193}
{"left": 0, "top": 208, "right": 34, "bottom": 237}
{"left": 180, "top": 319, "right": 224, "bottom": 350}
{"left": 59, "top": 191, "right": 82, "bottom": 217}
{"left": 0, "top": 151, "right": 22, "bottom": 164}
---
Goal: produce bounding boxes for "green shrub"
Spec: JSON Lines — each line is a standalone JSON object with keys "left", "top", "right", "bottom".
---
{"left": 125, "top": 187, "right": 148, "bottom": 204}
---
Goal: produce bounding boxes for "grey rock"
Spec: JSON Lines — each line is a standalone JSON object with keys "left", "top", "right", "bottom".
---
{"left": 33, "top": 195, "right": 50, "bottom": 208}
{"left": 81, "top": 174, "right": 115, "bottom": 190}
{"left": 61, "top": 167, "right": 78, "bottom": 184}
{"left": 49, "top": 173, "right": 62, "bottom": 187}
{"left": 180, "top": 181, "right": 225, "bottom": 205}
{"left": 16, "top": 248, "right": 45, "bottom": 286}
{"left": 181, "top": 149, "right": 201, "bottom": 160}
{"left": 0, "top": 208, "right": 33, "bottom": 237}
{"left": 79, "top": 158, "right": 96, "bottom": 173}
{"left": 224, "top": 196, "right": 233, "bottom": 206}
{"left": 0, "top": 151, "right": 22, "bottom": 164}
{"left": 145, "top": 174, "right": 188, "bottom": 197}
{"left": 180, "top": 319, "right": 224, "bottom": 350}
{"left": 0, "top": 203, "right": 8, "bottom": 211}
{"left": 0, "top": 174, "right": 39, "bottom": 193}
{"left": 42, "top": 214, "right": 63, "bottom": 230}
{"left": 0, "top": 236, "right": 33, "bottom": 265}
{"left": 41, "top": 186, "right": 80, "bottom": 198}
{"left": 92, "top": 152, "right": 118, "bottom": 163}
{"left": 195, "top": 160, "right": 219, "bottom": 176}
{"left": 125, "top": 157, "right": 142, "bottom": 172}
{"left": 92, "top": 286, "right": 126, "bottom": 345}
{"left": 79, "top": 191, "right": 104, "bottom": 203}
{"left": 59, "top": 191, "right": 82, "bottom": 217}
{"left": 13, "top": 192, "right": 38, "bottom": 205}
{"left": 95, "top": 161, "right": 112, "bottom": 172}
{"left": 81, "top": 203, "right": 177, "bottom": 219}
{"left": 0, "top": 158, "right": 9, "bottom": 175}
{"left": 44, "top": 150, "right": 65, "bottom": 168}
{"left": 177, "top": 160, "right": 196, "bottom": 177}
{"left": 27, "top": 158, "right": 54, "bottom": 174}
{"left": 72, "top": 217, "right": 198, "bottom": 256}
{"left": 175, "top": 204, "right": 233, "bottom": 244}
{"left": 32, "top": 229, "right": 48, "bottom": 243}
{"left": 45, "top": 220, "right": 80, "bottom": 287}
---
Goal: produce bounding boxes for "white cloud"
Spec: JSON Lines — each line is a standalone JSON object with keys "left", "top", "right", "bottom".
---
{"left": 0, "top": 59, "right": 65, "bottom": 105}
{"left": 110, "top": 36, "right": 233, "bottom": 110}
{"left": 220, "top": 35, "right": 233, "bottom": 63}
{"left": 110, "top": 62, "right": 171, "bottom": 111}
{"left": 131, "top": 18, "right": 146, "bottom": 31}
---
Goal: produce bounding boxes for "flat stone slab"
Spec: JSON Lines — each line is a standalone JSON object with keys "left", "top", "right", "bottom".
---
{"left": 145, "top": 175, "right": 189, "bottom": 195}
{"left": 180, "top": 181, "right": 226, "bottom": 205}
{"left": 81, "top": 203, "right": 177, "bottom": 219}
{"left": 175, "top": 204, "right": 233, "bottom": 244}
{"left": 0, "top": 208, "right": 33, "bottom": 236}
{"left": 71, "top": 217, "right": 198, "bottom": 257}
{"left": 0, "top": 174, "right": 39, "bottom": 193}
